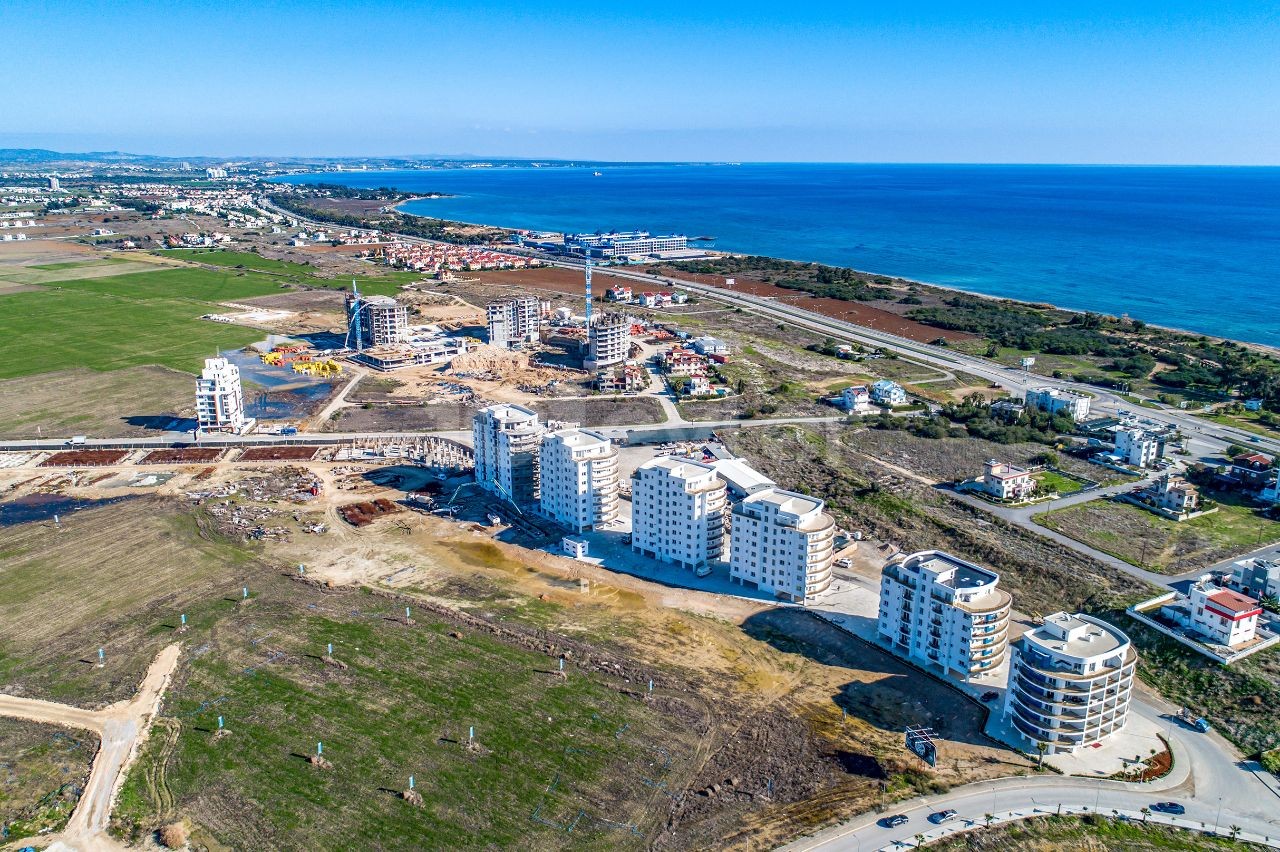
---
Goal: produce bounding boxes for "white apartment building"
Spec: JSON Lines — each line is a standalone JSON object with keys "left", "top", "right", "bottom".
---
{"left": 1188, "top": 581, "right": 1262, "bottom": 648}
{"left": 539, "top": 428, "right": 620, "bottom": 532}
{"left": 1115, "top": 427, "right": 1159, "bottom": 468}
{"left": 487, "top": 296, "right": 541, "bottom": 349}
{"left": 1004, "top": 612, "right": 1135, "bottom": 754}
{"left": 346, "top": 293, "right": 408, "bottom": 348}
{"left": 585, "top": 313, "right": 629, "bottom": 371}
{"left": 630, "top": 457, "right": 727, "bottom": 569}
{"left": 877, "top": 550, "right": 1011, "bottom": 682}
{"left": 729, "top": 487, "right": 835, "bottom": 602}
{"left": 195, "top": 357, "right": 251, "bottom": 434}
{"left": 690, "top": 336, "right": 729, "bottom": 357}
{"left": 1025, "top": 386, "right": 1091, "bottom": 421}
{"left": 472, "top": 404, "right": 545, "bottom": 506}
{"left": 840, "top": 385, "right": 870, "bottom": 411}
{"left": 981, "top": 459, "right": 1035, "bottom": 501}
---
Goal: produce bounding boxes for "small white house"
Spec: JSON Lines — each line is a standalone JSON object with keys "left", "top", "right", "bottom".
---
{"left": 562, "top": 536, "right": 589, "bottom": 559}
{"left": 840, "top": 385, "right": 870, "bottom": 411}
{"left": 1188, "top": 581, "right": 1261, "bottom": 648}
{"left": 870, "top": 380, "right": 907, "bottom": 407}
{"left": 690, "top": 336, "right": 729, "bottom": 357}
{"left": 982, "top": 459, "right": 1035, "bottom": 501}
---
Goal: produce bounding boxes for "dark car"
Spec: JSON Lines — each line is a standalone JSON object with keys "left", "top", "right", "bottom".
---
{"left": 981, "top": 691, "right": 1000, "bottom": 702}
{"left": 929, "top": 809, "right": 959, "bottom": 824}
{"left": 879, "top": 814, "right": 909, "bottom": 828}
{"left": 1151, "top": 802, "right": 1186, "bottom": 815}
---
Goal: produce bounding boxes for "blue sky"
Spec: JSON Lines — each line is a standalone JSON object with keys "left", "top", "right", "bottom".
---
{"left": 1, "top": 0, "right": 1277, "bottom": 163}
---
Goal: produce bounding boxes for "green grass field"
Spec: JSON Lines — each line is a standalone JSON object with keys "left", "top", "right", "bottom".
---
{"left": 0, "top": 267, "right": 283, "bottom": 379}
{"left": 163, "top": 248, "right": 418, "bottom": 297}
{"left": 1035, "top": 469, "right": 1084, "bottom": 496}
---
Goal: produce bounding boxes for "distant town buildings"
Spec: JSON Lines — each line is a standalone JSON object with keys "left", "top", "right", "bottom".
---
{"left": 563, "top": 230, "right": 689, "bottom": 260}
{"left": 729, "top": 488, "right": 835, "bottom": 602}
{"left": 472, "top": 404, "right": 544, "bottom": 506}
{"left": 195, "top": 357, "right": 251, "bottom": 434}
{"left": 205, "top": 167, "right": 228, "bottom": 179}
{"left": 877, "top": 550, "right": 1011, "bottom": 682}
{"left": 870, "top": 379, "right": 907, "bottom": 407}
{"left": 981, "top": 459, "right": 1035, "bottom": 502}
{"left": 630, "top": 457, "right": 727, "bottom": 570}
{"left": 1004, "top": 612, "right": 1134, "bottom": 754}
{"left": 539, "top": 428, "right": 620, "bottom": 532}
{"left": 487, "top": 296, "right": 541, "bottom": 350}
{"left": 1025, "top": 386, "right": 1091, "bottom": 422}
{"left": 46, "top": 176, "right": 59, "bottom": 191}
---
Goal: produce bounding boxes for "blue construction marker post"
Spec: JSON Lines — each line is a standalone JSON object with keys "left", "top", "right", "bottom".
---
{"left": 559, "top": 657, "right": 565, "bottom": 672}
{"left": 327, "top": 642, "right": 333, "bottom": 657}
{"left": 180, "top": 613, "right": 187, "bottom": 626}
{"left": 242, "top": 586, "right": 249, "bottom": 600}
{"left": 648, "top": 679, "right": 653, "bottom": 693}
{"left": 409, "top": 775, "right": 415, "bottom": 791}
{"left": 468, "top": 726, "right": 474, "bottom": 748}
{"left": 299, "top": 564, "right": 305, "bottom": 575}
{"left": 217, "top": 716, "right": 224, "bottom": 730}
{"left": 317, "top": 741, "right": 323, "bottom": 756}
{"left": 405, "top": 606, "right": 412, "bottom": 620}
{"left": 97, "top": 648, "right": 105, "bottom": 667}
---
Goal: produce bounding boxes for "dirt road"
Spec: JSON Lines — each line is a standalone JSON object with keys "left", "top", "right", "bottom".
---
{"left": 2, "top": 643, "right": 181, "bottom": 852}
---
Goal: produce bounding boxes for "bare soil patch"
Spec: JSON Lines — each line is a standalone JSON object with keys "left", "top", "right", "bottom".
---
{"left": 238, "top": 446, "right": 319, "bottom": 462}
{"left": 41, "top": 449, "right": 129, "bottom": 467}
{"left": 140, "top": 448, "right": 224, "bottom": 464}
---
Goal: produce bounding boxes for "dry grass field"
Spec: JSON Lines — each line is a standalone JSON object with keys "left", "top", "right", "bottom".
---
{"left": 0, "top": 366, "right": 195, "bottom": 439}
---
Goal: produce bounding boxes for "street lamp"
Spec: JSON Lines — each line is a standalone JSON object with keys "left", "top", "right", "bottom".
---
{"left": 1215, "top": 796, "right": 1224, "bottom": 836}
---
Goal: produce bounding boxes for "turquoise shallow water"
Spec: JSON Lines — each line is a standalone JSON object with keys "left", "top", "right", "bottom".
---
{"left": 273, "top": 164, "right": 1280, "bottom": 346}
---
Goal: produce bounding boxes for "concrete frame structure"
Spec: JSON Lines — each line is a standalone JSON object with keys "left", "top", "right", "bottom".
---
{"left": 539, "top": 428, "right": 620, "bottom": 532}
{"left": 346, "top": 293, "right": 409, "bottom": 348}
{"left": 1025, "top": 386, "right": 1092, "bottom": 422}
{"left": 195, "top": 357, "right": 252, "bottom": 434}
{"left": 877, "top": 550, "right": 1011, "bottom": 682}
{"left": 486, "top": 296, "right": 541, "bottom": 350}
{"left": 472, "top": 404, "right": 544, "bottom": 507}
{"left": 584, "top": 312, "right": 630, "bottom": 371}
{"left": 630, "top": 457, "right": 727, "bottom": 569}
{"left": 728, "top": 487, "right": 835, "bottom": 602}
{"left": 1004, "top": 612, "right": 1135, "bottom": 754}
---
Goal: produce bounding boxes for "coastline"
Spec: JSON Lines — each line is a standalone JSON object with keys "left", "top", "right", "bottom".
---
{"left": 388, "top": 198, "right": 1280, "bottom": 357}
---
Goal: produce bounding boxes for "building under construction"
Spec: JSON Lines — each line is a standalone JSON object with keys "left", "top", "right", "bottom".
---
{"left": 345, "top": 292, "right": 408, "bottom": 348}
{"left": 585, "top": 311, "right": 630, "bottom": 371}
{"left": 472, "top": 403, "right": 545, "bottom": 507}
{"left": 486, "top": 296, "right": 540, "bottom": 350}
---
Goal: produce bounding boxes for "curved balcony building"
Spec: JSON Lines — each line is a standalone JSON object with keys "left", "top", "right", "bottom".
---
{"left": 729, "top": 487, "right": 836, "bottom": 602}
{"left": 876, "top": 550, "right": 1012, "bottom": 682}
{"left": 1004, "top": 612, "right": 1135, "bottom": 754}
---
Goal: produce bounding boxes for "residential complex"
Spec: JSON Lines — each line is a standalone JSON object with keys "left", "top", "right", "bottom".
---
{"left": 195, "top": 357, "right": 251, "bottom": 434}
{"left": 563, "top": 230, "right": 689, "bottom": 259}
{"left": 1025, "top": 386, "right": 1091, "bottom": 421}
{"left": 538, "top": 428, "right": 620, "bottom": 532}
{"left": 630, "top": 457, "right": 727, "bottom": 569}
{"left": 1004, "top": 612, "right": 1134, "bottom": 754}
{"left": 345, "top": 293, "right": 408, "bottom": 348}
{"left": 877, "top": 550, "right": 1012, "bottom": 682}
{"left": 472, "top": 403, "right": 544, "bottom": 506}
{"left": 487, "top": 296, "right": 541, "bottom": 349}
{"left": 585, "top": 312, "right": 630, "bottom": 371}
{"left": 981, "top": 459, "right": 1034, "bottom": 502}
{"left": 729, "top": 488, "right": 835, "bottom": 602}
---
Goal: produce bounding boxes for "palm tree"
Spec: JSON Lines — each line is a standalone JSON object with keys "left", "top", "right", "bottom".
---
{"left": 1230, "top": 825, "right": 1241, "bottom": 840}
{"left": 984, "top": 813, "right": 995, "bottom": 828}
{"left": 1140, "top": 807, "right": 1151, "bottom": 823}
{"left": 915, "top": 834, "right": 926, "bottom": 848}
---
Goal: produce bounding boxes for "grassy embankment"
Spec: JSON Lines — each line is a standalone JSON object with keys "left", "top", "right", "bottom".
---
{"left": 927, "top": 813, "right": 1265, "bottom": 851}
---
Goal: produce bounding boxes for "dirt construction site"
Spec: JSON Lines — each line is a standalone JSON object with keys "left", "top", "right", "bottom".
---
{"left": 0, "top": 444, "right": 1032, "bottom": 850}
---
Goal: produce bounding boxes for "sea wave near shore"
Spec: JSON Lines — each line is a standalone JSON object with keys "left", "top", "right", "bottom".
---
{"left": 274, "top": 163, "right": 1280, "bottom": 347}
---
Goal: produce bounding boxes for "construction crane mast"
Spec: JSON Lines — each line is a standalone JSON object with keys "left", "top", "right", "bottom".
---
{"left": 346, "top": 279, "right": 364, "bottom": 352}
{"left": 583, "top": 254, "right": 593, "bottom": 329}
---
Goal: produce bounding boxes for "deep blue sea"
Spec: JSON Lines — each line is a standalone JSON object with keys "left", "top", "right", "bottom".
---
{"left": 273, "top": 164, "right": 1280, "bottom": 346}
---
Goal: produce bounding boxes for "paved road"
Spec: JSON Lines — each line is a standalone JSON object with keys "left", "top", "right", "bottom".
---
{"left": 2, "top": 644, "right": 182, "bottom": 852}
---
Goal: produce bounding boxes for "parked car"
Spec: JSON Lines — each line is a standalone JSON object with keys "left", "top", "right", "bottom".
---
{"left": 1151, "top": 802, "right": 1185, "bottom": 815}
{"left": 981, "top": 691, "right": 1000, "bottom": 702}
{"left": 929, "top": 809, "right": 959, "bottom": 824}
{"left": 880, "top": 814, "right": 909, "bottom": 828}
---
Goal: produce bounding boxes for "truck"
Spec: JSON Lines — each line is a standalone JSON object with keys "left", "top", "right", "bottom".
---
{"left": 66, "top": 435, "right": 87, "bottom": 446}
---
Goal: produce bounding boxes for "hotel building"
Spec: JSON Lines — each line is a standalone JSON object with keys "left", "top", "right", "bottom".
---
{"left": 1004, "top": 612, "right": 1135, "bottom": 754}
{"left": 539, "top": 428, "right": 620, "bottom": 532}
{"left": 1025, "top": 386, "right": 1092, "bottom": 422}
{"left": 877, "top": 550, "right": 1011, "bottom": 681}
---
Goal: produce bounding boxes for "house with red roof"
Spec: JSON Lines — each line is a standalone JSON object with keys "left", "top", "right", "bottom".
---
{"left": 1190, "top": 580, "right": 1262, "bottom": 648}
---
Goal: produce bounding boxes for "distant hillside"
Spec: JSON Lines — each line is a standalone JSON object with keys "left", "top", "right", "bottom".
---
{"left": 0, "top": 148, "right": 158, "bottom": 164}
